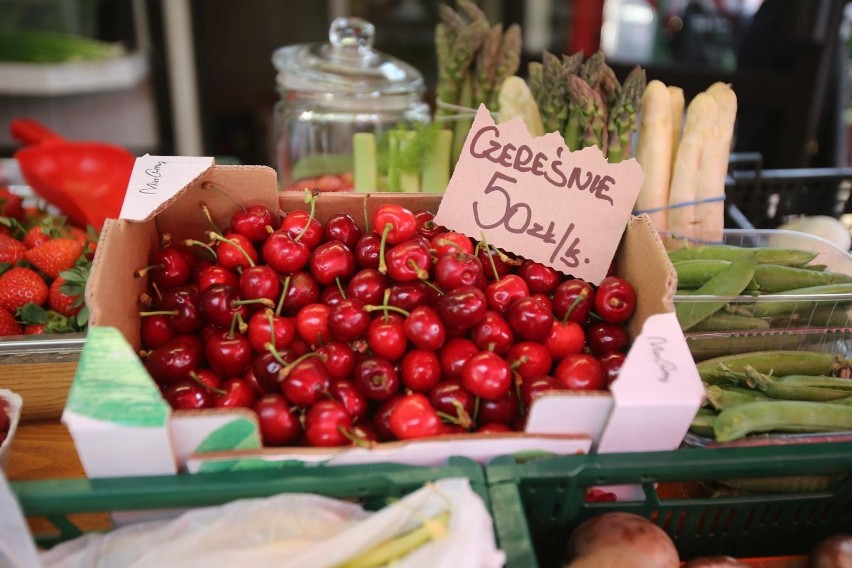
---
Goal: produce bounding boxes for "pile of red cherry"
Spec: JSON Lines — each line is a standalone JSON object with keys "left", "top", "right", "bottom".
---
{"left": 137, "top": 193, "right": 636, "bottom": 447}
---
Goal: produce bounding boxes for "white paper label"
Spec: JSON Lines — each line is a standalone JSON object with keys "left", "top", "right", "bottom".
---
{"left": 119, "top": 155, "right": 214, "bottom": 221}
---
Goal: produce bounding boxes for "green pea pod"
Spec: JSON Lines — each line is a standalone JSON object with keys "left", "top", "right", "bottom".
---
{"left": 769, "top": 305, "right": 851, "bottom": 329}
{"left": 752, "top": 264, "right": 852, "bottom": 293}
{"left": 691, "top": 312, "right": 770, "bottom": 332}
{"left": 714, "top": 401, "right": 852, "bottom": 442}
{"left": 668, "top": 245, "right": 817, "bottom": 267}
{"left": 750, "top": 283, "right": 852, "bottom": 318}
{"left": 705, "top": 385, "right": 772, "bottom": 410}
{"left": 675, "top": 254, "right": 757, "bottom": 331}
{"left": 696, "top": 350, "right": 852, "bottom": 384}
{"left": 674, "top": 259, "right": 731, "bottom": 288}
{"left": 689, "top": 408, "right": 717, "bottom": 437}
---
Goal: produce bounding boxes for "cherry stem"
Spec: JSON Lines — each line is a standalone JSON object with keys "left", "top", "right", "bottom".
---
{"left": 199, "top": 201, "right": 223, "bottom": 235}
{"left": 138, "top": 310, "right": 178, "bottom": 318}
{"left": 278, "top": 351, "right": 319, "bottom": 379}
{"left": 473, "top": 396, "right": 481, "bottom": 423}
{"left": 294, "top": 188, "right": 318, "bottom": 243}
{"left": 265, "top": 342, "right": 290, "bottom": 367}
{"left": 335, "top": 277, "right": 347, "bottom": 299}
{"left": 338, "top": 425, "right": 374, "bottom": 448}
{"left": 134, "top": 264, "right": 164, "bottom": 278}
{"left": 138, "top": 292, "right": 153, "bottom": 307}
{"left": 362, "top": 197, "right": 369, "bottom": 235}
{"left": 377, "top": 222, "right": 392, "bottom": 275}
{"left": 510, "top": 356, "right": 528, "bottom": 371}
{"left": 232, "top": 298, "right": 275, "bottom": 308}
{"left": 435, "top": 237, "right": 463, "bottom": 253}
{"left": 228, "top": 310, "right": 246, "bottom": 338}
{"left": 407, "top": 258, "right": 429, "bottom": 280}
{"left": 275, "top": 276, "right": 291, "bottom": 317}
{"left": 200, "top": 181, "right": 246, "bottom": 213}
{"left": 479, "top": 231, "right": 501, "bottom": 281}
{"left": 151, "top": 281, "right": 163, "bottom": 303}
{"left": 364, "top": 304, "right": 410, "bottom": 318}
{"left": 184, "top": 239, "right": 218, "bottom": 260}
{"left": 208, "top": 232, "right": 255, "bottom": 267}
{"left": 437, "top": 404, "right": 473, "bottom": 430}
{"left": 160, "top": 233, "right": 172, "bottom": 248}
{"left": 562, "top": 289, "right": 588, "bottom": 324}
{"left": 422, "top": 280, "right": 445, "bottom": 296}
{"left": 188, "top": 371, "right": 226, "bottom": 396}
{"left": 265, "top": 309, "right": 277, "bottom": 349}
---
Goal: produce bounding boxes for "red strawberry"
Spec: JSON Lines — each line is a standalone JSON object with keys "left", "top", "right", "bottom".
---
{"left": 0, "top": 234, "right": 25, "bottom": 263}
{"left": 24, "top": 238, "right": 83, "bottom": 280}
{"left": 0, "top": 308, "right": 22, "bottom": 335}
{"left": 0, "top": 267, "right": 48, "bottom": 312}
{"left": 69, "top": 226, "right": 97, "bottom": 256}
{"left": 24, "top": 323, "right": 45, "bottom": 335}
{"left": 49, "top": 277, "right": 81, "bottom": 317}
{"left": 0, "top": 188, "right": 24, "bottom": 221}
{"left": 23, "top": 226, "right": 52, "bottom": 249}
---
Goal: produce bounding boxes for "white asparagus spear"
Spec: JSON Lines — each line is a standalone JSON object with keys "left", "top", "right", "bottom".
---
{"left": 497, "top": 76, "right": 545, "bottom": 137}
{"left": 667, "top": 93, "right": 718, "bottom": 238}
{"left": 667, "top": 86, "right": 685, "bottom": 178}
{"left": 695, "top": 83, "right": 737, "bottom": 240}
{"left": 634, "top": 80, "right": 673, "bottom": 230}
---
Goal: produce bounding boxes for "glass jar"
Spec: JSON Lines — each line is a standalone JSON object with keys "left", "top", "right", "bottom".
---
{"left": 272, "top": 17, "right": 430, "bottom": 191}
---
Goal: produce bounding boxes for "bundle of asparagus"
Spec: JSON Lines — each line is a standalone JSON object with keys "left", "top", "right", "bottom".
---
{"left": 509, "top": 50, "right": 646, "bottom": 163}
{"left": 634, "top": 81, "right": 737, "bottom": 241}
{"left": 435, "top": 1, "right": 522, "bottom": 162}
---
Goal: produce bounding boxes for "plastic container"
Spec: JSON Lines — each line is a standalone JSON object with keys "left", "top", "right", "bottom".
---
{"left": 667, "top": 229, "right": 852, "bottom": 344}
{"left": 12, "top": 456, "right": 489, "bottom": 549}
{"left": 272, "top": 17, "right": 430, "bottom": 191}
{"left": 486, "top": 442, "right": 852, "bottom": 568}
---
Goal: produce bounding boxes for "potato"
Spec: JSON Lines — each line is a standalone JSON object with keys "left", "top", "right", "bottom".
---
{"left": 565, "top": 512, "right": 679, "bottom": 568}
{"left": 684, "top": 556, "right": 748, "bottom": 567}
{"left": 809, "top": 534, "right": 852, "bottom": 568}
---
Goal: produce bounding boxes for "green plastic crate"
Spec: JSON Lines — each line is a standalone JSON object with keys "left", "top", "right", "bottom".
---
{"left": 487, "top": 442, "right": 852, "bottom": 568}
{"left": 12, "top": 457, "right": 489, "bottom": 549}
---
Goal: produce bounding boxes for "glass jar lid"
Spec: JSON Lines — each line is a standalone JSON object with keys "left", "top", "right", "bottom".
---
{"left": 272, "top": 17, "right": 425, "bottom": 97}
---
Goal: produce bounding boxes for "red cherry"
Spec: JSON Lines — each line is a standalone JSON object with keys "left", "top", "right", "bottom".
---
{"left": 189, "top": 369, "right": 222, "bottom": 391}
{"left": 543, "top": 320, "right": 585, "bottom": 360}
{"left": 200, "top": 284, "right": 246, "bottom": 329}
{"left": 328, "top": 298, "right": 370, "bottom": 342}
{"left": 594, "top": 276, "right": 636, "bottom": 323}
{"left": 329, "top": 379, "right": 368, "bottom": 420}
{"left": 353, "top": 357, "right": 400, "bottom": 402}
{"left": 507, "top": 296, "right": 554, "bottom": 341}
{"left": 310, "top": 241, "right": 355, "bottom": 286}
{"left": 436, "top": 285, "right": 487, "bottom": 330}
{"left": 485, "top": 274, "right": 529, "bottom": 314}
{"left": 434, "top": 252, "right": 485, "bottom": 290}
{"left": 429, "top": 381, "right": 475, "bottom": 427}
{"left": 430, "top": 231, "right": 474, "bottom": 256}
{"left": 520, "top": 375, "right": 561, "bottom": 408}
{"left": 554, "top": 354, "right": 606, "bottom": 391}
{"left": 281, "top": 356, "right": 331, "bottom": 407}
{"left": 506, "top": 341, "right": 553, "bottom": 380}
{"left": 154, "top": 286, "right": 202, "bottom": 334}
{"left": 146, "top": 245, "right": 193, "bottom": 291}
{"left": 246, "top": 310, "right": 295, "bottom": 354}
{"left": 355, "top": 232, "right": 382, "bottom": 270}
{"left": 351, "top": 422, "right": 379, "bottom": 444}
{"left": 214, "top": 232, "right": 258, "bottom": 272}
{"left": 385, "top": 239, "right": 431, "bottom": 282}
{"left": 414, "top": 210, "right": 446, "bottom": 240}
{"left": 403, "top": 305, "right": 446, "bottom": 351}
{"left": 231, "top": 204, "right": 277, "bottom": 243}
{"left": 323, "top": 213, "right": 362, "bottom": 249}
{"left": 439, "top": 337, "right": 479, "bottom": 381}
{"left": 141, "top": 314, "right": 176, "bottom": 349}
{"left": 253, "top": 394, "right": 300, "bottom": 446}
{"left": 372, "top": 204, "right": 416, "bottom": 245}
{"left": 517, "top": 260, "right": 560, "bottom": 294}
{"left": 373, "top": 396, "right": 403, "bottom": 441}
{"left": 389, "top": 394, "right": 443, "bottom": 440}
{"left": 239, "top": 265, "right": 280, "bottom": 303}
{"left": 401, "top": 349, "right": 442, "bottom": 392}
{"left": 281, "top": 272, "right": 320, "bottom": 315}
{"left": 214, "top": 377, "right": 258, "bottom": 408}
{"left": 471, "top": 310, "right": 515, "bottom": 355}
{"left": 197, "top": 264, "right": 239, "bottom": 293}
{"left": 347, "top": 268, "right": 387, "bottom": 305}
{"left": 295, "top": 303, "right": 331, "bottom": 347}
{"left": 305, "top": 400, "right": 352, "bottom": 447}
{"left": 553, "top": 279, "right": 595, "bottom": 323}
{"left": 586, "top": 321, "right": 630, "bottom": 355}
{"left": 315, "top": 341, "right": 356, "bottom": 381}
{"left": 477, "top": 391, "right": 519, "bottom": 426}
{"left": 461, "top": 351, "right": 512, "bottom": 400}
{"left": 388, "top": 282, "right": 432, "bottom": 312}
{"left": 367, "top": 313, "right": 408, "bottom": 361}
{"left": 162, "top": 380, "right": 213, "bottom": 410}
{"left": 531, "top": 293, "right": 553, "bottom": 313}
{"left": 599, "top": 351, "right": 626, "bottom": 386}
{"left": 478, "top": 422, "right": 513, "bottom": 433}
{"left": 262, "top": 230, "right": 310, "bottom": 274}
{"left": 252, "top": 350, "right": 294, "bottom": 393}
{"left": 281, "top": 210, "right": 323, "bottom": 250}
{"left": 145, "top": 335, "right": 203, "bottom": 385}
{"left": 477, "top": 245, "right": 516, "bottom": 281}
{"left": 320, "top": 285, "right": 345, "bottom": 308}
{"left": 205, "top": 332, "right": 252, "bottom": 377}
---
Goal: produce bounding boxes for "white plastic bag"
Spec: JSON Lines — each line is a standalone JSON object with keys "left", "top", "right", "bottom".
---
{"left": 3, "top": 474, "right": 504, "bottom": 568}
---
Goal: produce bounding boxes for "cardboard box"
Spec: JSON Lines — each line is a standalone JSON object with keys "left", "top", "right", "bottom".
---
{"left": 63, "top": 158, "right": 703, "bottom": 478}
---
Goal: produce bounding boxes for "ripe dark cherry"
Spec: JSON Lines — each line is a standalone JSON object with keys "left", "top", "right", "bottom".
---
{"left": 253, "top": 394, "right": 300, "bottom": 446}
{"left": 329, "top": 379, "right": 368, "bottom": 420}
{"left": 315, "top": 341, "right": 356, "bottom": 381}
{"left": 281, "top": 210, "right": 324, "bottom": 250}
{"left": 485, "top": 275, "right": 529, "bottom": 314}
{"left": 594, "top": 276, "right": 637, "bottom": 323}
{"left": 401, "top": 349, "right": 442, "bottom": 392}
{"left": 355, "top": 232, "right": 382, "bottom": 269}
{"left": 215, "top": 232, "right": 258, "bottom": 272}
{"left": 507, "top": 296, "right": 554, "bottom": 342}
{"left": 328, "top": 298, "right": 370, "bottom": 342}
{"left": 435, "top": 252, "right": 485, "bottom": 290}
{"left": 214, "top": 378, "right": 258, "bottom": 409}
{"left": 461, "top": 351, "right": 512, "bottom": 400}
{"left": 403, "top": 305, "right": 446, "bottom": 351}
{"left": 368, "top": 314, "right": 408, "bottom": 361}
{"left": 517, "top": 260, "right": 560, "bottom": 294}
{"left": 373, "top": 396, "right": 403, "bottom": 441}
{"left": 470, "top": 311, "right": 515, "bottom": 355}
{"left": 439, "top": 338, "right": 479, "bottom": 382}
{"left": 200, "top": 284, "right": 245, "bottom": 328}
{"left": 163, "top": 380, "right": 213, "bottom": 410}
{"left": 430, "top": 232, "right": 474, "bottom": 256}
{"left": 506, "top": 341, "right": 553, "bottom": 380}
{"left": 158, "top": 286, "right": 202, "bottom": 334}
{"left": 520, "top": 375, "right": 561, "bottom": 408}
{"left": 353, "top": 357, "right": 400, "bottom": 402}
{"left": 239, "top": 265, "right": 280, "bottom": 302}
{"left": 429, "top": 381, "right": 475, "bottom": 425}
{"left": 295, "top": 303, "right": 331, "bottom": 347}
{"left": 320, "top": 285, "right": 346, "bottom": 308}
{"left": 543, "top": 320, "right": 585, "bottom": 360}
{"left": 246, "top": 310, "right": 295, "bottom": 354}
{"left": 553, "top": 279, "right": 595, "bottom": 323}
{"left": 477, "top": 391, "right": 519, "bottom": 426}
{"left": 436, "top": 285, "right": 487, "bottom": 330}
{"left": 148, "top": 246, "right": 193, "bottom": 291}
{"left": 197, "top": 265, "right": 239, "bottom": 293}
{"left": 385, "top": 240, "right": 431, "bottom": 282}
{"left": 252, "top": 350, "right": 294, "bottom": 393}
{"left": 141, "top": 314, "right": 176, "bottom": 349}
{"left": 555, "top": 353, "right": 606, "bottom": 391}
{"left": 389, "top": 393, "right": 443, "bottom": 440}
{"left": 282, "top": 272, "right": 320, "bottom": 315}
{"left": 262, "top": 231, "right": 310, "bottom": 274}
{"left": 305, "top": 400, "right": 352, "bottom": 447}
{"left": 586, "top": 321, "right": 630, "bottom": 355}
{"left": 599, "top": 351, "right": 626, "bottom": 386}
{"left": 310, "top": 241, "right": 355, "bottom": 286}
{"left": 347, "top": 268, "right": 387, "bottom": 305}
{"left": 231, "top": 204, "right": 277, "bottom": 243}
{"left": 414, "top": 210, "right": 446, "bottom": 240}
{"left": 145, "top": 335, "right": 203, "bottom": 385}
{"left": 388, "top": 282, "right": 431, "bottom": 312}
{"left": 205, "top": 332, "right": 252, "bottom": 378}
{"left": 323, "top": 213, "right": 362, "bottom": 249}
{"left": 477, "top": 245, "right": 515, "bottom": 281}
{"left": 281, "top": 357, "right": 331, "bottom": 407}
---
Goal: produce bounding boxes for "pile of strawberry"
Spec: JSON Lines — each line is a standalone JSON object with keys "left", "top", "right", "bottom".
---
{"left": 0, "top": 186, "right": 95, "bottom": 336}
{"left": 139, "top": 191, "right": 636, "bottom": 448}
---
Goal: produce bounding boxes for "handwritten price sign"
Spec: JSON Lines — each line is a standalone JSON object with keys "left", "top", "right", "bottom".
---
{"left": 435, "top": 105, "right": 643, "bottom": 285}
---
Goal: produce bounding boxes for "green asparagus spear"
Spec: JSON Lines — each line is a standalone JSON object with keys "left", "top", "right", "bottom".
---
{"left": 606, "top": 65, "right": 646, "bottom": 163}
{"left": 474, "top": 24, "right": 503, "bottom": 108}
{"left": 487, "top": 23, "right": 522, "bottom": 111}
{"left": 435, "top": 2, "right": 489, "bottom": 117}
{"left": 560, "top": 51, "right": 584, "bottom": 76}
{"left": 565, "top": 74, "right": 608, "bottom": 152}
{"left": 538, "top": 51, "right": 569, "bottom": 134}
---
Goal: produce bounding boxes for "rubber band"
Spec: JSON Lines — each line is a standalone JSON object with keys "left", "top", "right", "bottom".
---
{"left": 633, "top": 194, "right": 727, "bottom": 215}
{"left": 435, "top": 99, "right": 497, "bottom": 120}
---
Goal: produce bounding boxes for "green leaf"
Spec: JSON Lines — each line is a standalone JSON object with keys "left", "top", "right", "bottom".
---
{"left": 86, "top": 225, "right": 99, "bottom": 243}
{"left": 0, "top": 262, "right": 12, "bottom": 277}
{"left": 195, "top": 418, "right": 261, "bottom": 454}
{"left": 19, "top": 303, "right": 48, "bottom": 324}
{"left": 75, "top": 305, "right": 89, "bottom": 329}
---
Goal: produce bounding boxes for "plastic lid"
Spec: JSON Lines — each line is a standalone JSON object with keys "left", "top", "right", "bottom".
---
{"left": 272, "top": 17, "right": 425, "bottom": 97}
